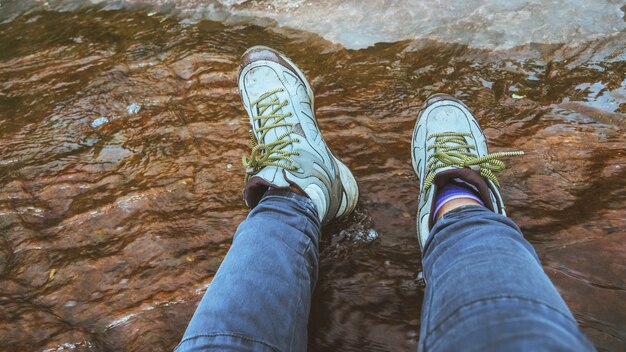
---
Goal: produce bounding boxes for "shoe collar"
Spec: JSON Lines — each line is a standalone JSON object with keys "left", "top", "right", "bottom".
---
{"left": 428, "top": 168, "right": 497, "bottom": 230}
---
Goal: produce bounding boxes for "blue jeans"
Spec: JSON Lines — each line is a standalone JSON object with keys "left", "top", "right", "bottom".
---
{"left": 175, "top": 191, "right": 593, "bottom": 351}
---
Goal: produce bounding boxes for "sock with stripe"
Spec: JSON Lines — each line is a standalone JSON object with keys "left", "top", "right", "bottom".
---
{"left": 433, "top": 179, "right": 485, "bottom": 221}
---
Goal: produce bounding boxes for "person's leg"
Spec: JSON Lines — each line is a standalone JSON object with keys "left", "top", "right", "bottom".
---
{"left": 410, "top": 94, "right": 593, "bottom": 351}
{"left": 418, "top": 205, "right": 594, "bottom": 351}
{"left": 175, "top": 190, "right": 320, "bottom": 352}
{"left": 177, "top": 46, "right": 359, "bottom": 351}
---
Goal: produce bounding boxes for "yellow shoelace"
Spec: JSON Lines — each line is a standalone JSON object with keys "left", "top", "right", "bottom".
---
{"left": 423, "top": 132, "right": 524, "bottom": 192}
{"left": 242, "top": 89, "right": 300, "bottom": 182}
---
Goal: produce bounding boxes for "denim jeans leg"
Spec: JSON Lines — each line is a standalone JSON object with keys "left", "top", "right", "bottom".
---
{"left": 418, "top": 206, "right": 594, "bottom": 352}
{"left": 175, "top": 190, "right": 321, "bottom": 352}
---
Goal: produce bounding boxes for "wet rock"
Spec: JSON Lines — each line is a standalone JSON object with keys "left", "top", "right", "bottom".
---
{"left": 126, "top": 102, "right": 141, "bottom": 115}
{"left": 0, "top": 8, "right": 624, "bottom": 352}
{"left": 91, "top": 117, "right": 109, "bottom": 128}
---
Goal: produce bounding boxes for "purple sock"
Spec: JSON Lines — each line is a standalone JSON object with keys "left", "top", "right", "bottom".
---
{"left": 433, "top": 180, "right": 485, "bottom": 221}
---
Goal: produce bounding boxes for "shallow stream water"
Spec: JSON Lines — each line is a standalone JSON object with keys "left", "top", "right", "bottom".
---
{"left": 0, "top": 2, "right": 625, "bottom": 351}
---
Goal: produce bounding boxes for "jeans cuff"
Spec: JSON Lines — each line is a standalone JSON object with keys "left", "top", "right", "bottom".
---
{"left": 262, "top": 189, "right": 319, "bottom": 219}
{"left": 437, "top": 204, "right": 489, "bottom": 222}
{"left": 424, "top": 205, "right": 489, "bottom": 254}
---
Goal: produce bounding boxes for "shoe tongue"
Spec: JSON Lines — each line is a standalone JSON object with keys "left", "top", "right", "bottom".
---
{"left": 242, "top": 168, "right": 290, "bottom": 208}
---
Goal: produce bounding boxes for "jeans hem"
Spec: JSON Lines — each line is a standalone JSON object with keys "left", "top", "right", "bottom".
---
{"left": 262, "top": 189, "right": 318, "bottom": 220}
{"left": 423, "top": 205, "right": 488, "bottom": 256}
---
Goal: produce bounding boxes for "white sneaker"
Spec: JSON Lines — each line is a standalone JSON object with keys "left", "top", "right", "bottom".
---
{"left": 411, "top": 94, "right": 523, "bottom": 250}
{"left": 239, "top": 46, "right": 359, "bottom": 225}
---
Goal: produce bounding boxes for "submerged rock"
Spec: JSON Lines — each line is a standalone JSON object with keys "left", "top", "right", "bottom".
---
{"left": 90, "top": 116, "right": 109, "bottom": 128}
{"left": 0, "top": 7, "right": 624, "bottom": 352}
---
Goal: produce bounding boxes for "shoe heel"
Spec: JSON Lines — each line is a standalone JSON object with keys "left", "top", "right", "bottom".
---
{"left": 335, "top": 159, "right": 359, "bottom": 218}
